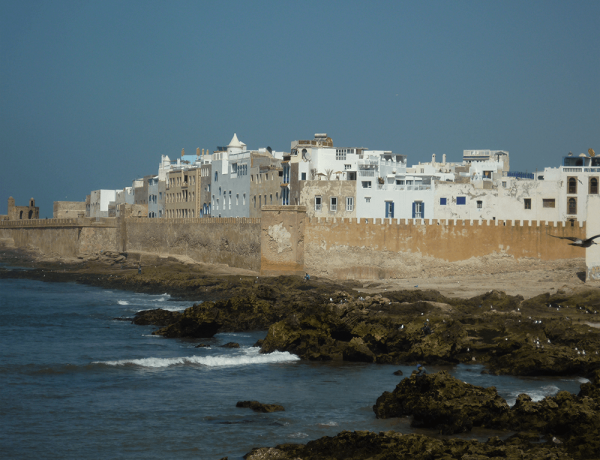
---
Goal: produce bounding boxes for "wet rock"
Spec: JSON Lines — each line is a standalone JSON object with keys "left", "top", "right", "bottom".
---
{"left": 132, "top": 308, "right": 181, "bottom": 327}
{"left": 242, "top": 430, "right": 573, "bottom": 460}
{"left": 236, "top": 401, "right": 284, "bottom": 413}
{"left": 195, "top": 343, "right": 210, "bottom": 348}
{"left": 393, "top": 369, "right": 403, "bottom": 376}
{"left": 373, "top": 370, "right": 510, "bottom": 434}
{"left": 221, "top": 342, "right": 240, "bottom": 348}
{"left": 153, "top": 316, "right": 220, "bottom": 339}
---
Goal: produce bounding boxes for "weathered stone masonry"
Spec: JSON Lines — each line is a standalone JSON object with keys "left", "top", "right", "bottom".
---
{"left": 0, "top": 207, "right": 593, "bottom": 279}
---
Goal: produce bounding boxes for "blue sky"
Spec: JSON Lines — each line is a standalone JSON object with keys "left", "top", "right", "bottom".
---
{"left": 1, "top": 0, "right": 598, "bottom": 217}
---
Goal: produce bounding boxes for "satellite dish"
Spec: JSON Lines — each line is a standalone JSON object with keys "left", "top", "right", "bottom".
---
{"left": 589, "top": 148, "right": 596, "bottom": 157}
{"left": 267, "top": 146, "right": 272, "bottom": 154}
{"left": 302, "top": 148, "right": 311, "bottom": 162}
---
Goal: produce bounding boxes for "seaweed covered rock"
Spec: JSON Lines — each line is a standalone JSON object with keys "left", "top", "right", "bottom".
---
{"left": 243, "top": 430, "right": 574, "bottom": 460}
{"left": 373, "top": 370, "right": 510, "bottom": 434}
{"left": 236, "top": 401, "right": 284, "bottom": 413}
{"left": 511, "top": 390, "right": 600, "bottom": 458}
{"left": 153, "top": 295, "right": 277, "bottom": 338}
{"left": 132, "top": 308, "right": 182, "bottom": 326}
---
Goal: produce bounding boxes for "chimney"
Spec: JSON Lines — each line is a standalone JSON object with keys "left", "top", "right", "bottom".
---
{"left": 196, "top": 147, "right": 200, "bottom": 157}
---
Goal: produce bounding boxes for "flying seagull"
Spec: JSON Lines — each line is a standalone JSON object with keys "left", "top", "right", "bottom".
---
{"left": 548, "top": 233, "right": 600, "bottom": 248}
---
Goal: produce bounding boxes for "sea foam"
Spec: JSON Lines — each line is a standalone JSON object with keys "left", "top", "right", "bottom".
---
{"left": 94, "top": 349, "right": 299, "bottom": 368}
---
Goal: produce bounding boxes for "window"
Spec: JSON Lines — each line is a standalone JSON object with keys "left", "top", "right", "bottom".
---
{"left": 440, "top": 197, "right": 447, "bottom": 206}
{"left": 412, "top": 201, "right": 423, "bottom": 218}
{"left": 456, "top": 196, "right": 466, "bottom": 205}
{"left": 270, "top": 194, "right": 272, "bottom": 204}
{"left": 362, "top": 181, "right": 372, "bottom": 188}
{"left": 568, "top": 177, "right": 577, "bottom": 194}
{"left": 214, "top": 171, "right": 218, "bottom": 182}
{"left": 365, "top": 197, "right": 371, "bottom": 203}
{"left": 543, "top": 199, "right": 555, "bottom": 208}
{"left": 330, "top": 197, "right": 337, "bottom": 212}
{"left": 568, "top": 197, "right": 577, "bottom": 215}
{"left": 345, "top": 164, "right": 351, "bottom": 170}
{"left": 524, "top": 198, "right": 531, "bottom": 210}
{"left": 590, "top": 178, "right": 598, "bottom": 194}
{"left": 385, "top": 201, "right": 394, "bottom": 218}
{"left": 243, "top": 194, "right": 246, "bottom": 205}
{"left": 315, "top": 196, "right": 322, "bottom": 211}
{"left": 229, "top": 191, "right": 232, "bottom": 209}
{"left": 346, "top": 197, "right": 354, "bottom": 212}
{"left": 396, "top": 180, "right": 405, "bottom": 185}
{"left": 301, "top": 172, "right": 307, "bottom": 180}
{"left": 502, "top": 181, "right": 507, "bottom": 188}
{"left": 336, "top": 149, "right": 346, "bottom": 161}
{"left": 477, "top": 200, "right": 483, "bottom": 209}
{"left": 236, "top": 194, "right": 239, "bottom": 205}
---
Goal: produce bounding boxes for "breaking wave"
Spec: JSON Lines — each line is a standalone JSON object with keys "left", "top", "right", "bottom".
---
{"left": 94, "top": 349, "right": 299, "bottom": 368}
{"left": 506, "top": 384, "right": 560, "bottom": 406}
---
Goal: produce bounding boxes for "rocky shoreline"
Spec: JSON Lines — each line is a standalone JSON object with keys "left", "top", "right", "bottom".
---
{"left": 240, "top": 369, "right": 600, "bottom": 459}
{"left": 2, "top": 247, "right": 600, "bottom": 458}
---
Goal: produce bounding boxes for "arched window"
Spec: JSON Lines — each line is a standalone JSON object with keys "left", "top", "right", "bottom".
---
{"left": 568, "top": 197, "right": 577, "bottom": 215}
{"left": 568, "top": 177, "right": 577, "bottom": 194}
{"left": 28, "top": 210, "right": 33, "bottom": 219}
{"left": 590, "top": 178, "right": 598, "bottom": 194}
{"left": 19, "top": 210, "right": 23, "bottom": 219}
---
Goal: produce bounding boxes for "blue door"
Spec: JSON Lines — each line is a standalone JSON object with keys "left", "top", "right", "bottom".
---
{"left": 385, "top": 202, "right": 394, "bottom": 218}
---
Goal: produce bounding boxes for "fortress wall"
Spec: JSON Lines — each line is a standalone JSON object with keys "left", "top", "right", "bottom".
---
{"left": 305, "top": 217, "right": 586, "bottom": 279}
{"left": 0, "top": 219, "right": 119, "bottom": 258}
{"left": 0, "top": 214, "right": 590, "bottom": 279}
{"left": 124, "top": 217, "right": 261, "bottom": 271}
{"left": 0, "top": 227, "right": 83, "bottom": 257}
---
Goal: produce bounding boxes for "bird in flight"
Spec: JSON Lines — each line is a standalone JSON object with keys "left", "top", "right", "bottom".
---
{"left": 548, "top": 233, "right": 600, "bottom": 248}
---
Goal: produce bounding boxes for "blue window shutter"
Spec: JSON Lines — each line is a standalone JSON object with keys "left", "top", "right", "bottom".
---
{"left": 391, "top": 202, "right": 394, "bottom": 218}
{"left": 412, "top": 202, "right": 416, "bottom": 218}
{"left": 421, "top": 202, "right": 424, "bottom": 218}
{"left": 385, "top": 203, "right": 389, "bottom": 218}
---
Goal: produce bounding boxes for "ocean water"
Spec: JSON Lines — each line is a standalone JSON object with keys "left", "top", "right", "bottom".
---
{"left": 0, "top": 277, "right": 587, "bottom": 459}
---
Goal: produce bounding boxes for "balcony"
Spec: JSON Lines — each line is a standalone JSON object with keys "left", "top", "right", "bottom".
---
{"left": 377, "top": 184, "right": 431, "bottom": 191}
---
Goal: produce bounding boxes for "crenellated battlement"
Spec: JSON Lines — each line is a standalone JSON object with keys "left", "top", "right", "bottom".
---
{"left": 308, "top": 216, "right": 585, "bottom": 229}
{"left": 124, "top": 217, "right": 261, "bottom": 224}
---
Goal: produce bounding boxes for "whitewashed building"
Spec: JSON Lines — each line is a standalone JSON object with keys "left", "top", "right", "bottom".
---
{"left": 89, "top": 190, "right": 117, "bottom": 218}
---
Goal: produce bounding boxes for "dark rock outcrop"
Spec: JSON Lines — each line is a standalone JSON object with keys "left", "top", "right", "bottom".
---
{"left": 221, "top": 342, "right": 240, "bottom": 348}
{"left": 373, "top": 370, "right": 510, "bottom": 434}
{"left": 132, "top": 308, "right": 181, "bottom": 326}
{"left": 243, "top": 430, "right": 574, "bottom": 460}
{"left": 236, "top": 401, "right": 285, "bottom": 413}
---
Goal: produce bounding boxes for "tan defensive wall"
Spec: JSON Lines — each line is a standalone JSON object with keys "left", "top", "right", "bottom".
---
{"left": 303, "top": 217, "right": 587, "bottom": 279}
{"left": 0, "top": 211, "right": 589, "bottom": 279}
{"left": 124, "top": 217, "right": 261, "bottom": 271}
{"left": 0, "top": 218, "right": 120, "bottom": 257}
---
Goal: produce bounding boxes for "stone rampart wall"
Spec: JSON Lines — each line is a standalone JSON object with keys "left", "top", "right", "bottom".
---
{"left": 305, "top": 217, "right": 587, "bottom": 279}
{"left": 124, "top": 217, "right": 261, "bottom": 271}
{"left": 0, "top": 213, "right": 591, "bottom": 280}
